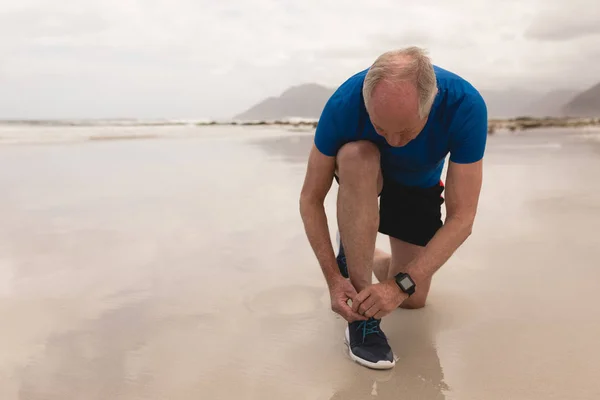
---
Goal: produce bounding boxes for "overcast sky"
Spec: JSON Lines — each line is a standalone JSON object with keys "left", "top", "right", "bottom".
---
{"left": 1, "top": 0, "right": 598, "bottom": 119}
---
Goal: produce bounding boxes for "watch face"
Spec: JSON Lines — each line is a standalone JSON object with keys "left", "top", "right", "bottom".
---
{"left": 400, "top": 276, "right": 414, "bottom": 290}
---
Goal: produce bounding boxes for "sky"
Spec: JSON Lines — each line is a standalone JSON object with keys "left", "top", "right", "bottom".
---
{"left": 0, "top": 0, "right": 599, "bottom": 119}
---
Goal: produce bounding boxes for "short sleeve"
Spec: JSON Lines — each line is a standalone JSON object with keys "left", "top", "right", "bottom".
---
{"left": 448, "top": 91, "right": 488, "bottom": 164}
{"left": 314, "top": 95, "right": 353, "bottom": 157}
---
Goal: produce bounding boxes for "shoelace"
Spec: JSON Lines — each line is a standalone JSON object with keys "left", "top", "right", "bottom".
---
{"left": 356, "top": 319, "right": 380, "bottom": 343}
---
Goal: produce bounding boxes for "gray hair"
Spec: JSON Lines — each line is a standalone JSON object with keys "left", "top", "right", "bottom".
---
{"left": 363, "top": 47, "right": 438, "bottom": 119}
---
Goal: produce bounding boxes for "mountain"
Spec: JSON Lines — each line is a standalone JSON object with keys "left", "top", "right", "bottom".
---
{"left": 562, "top": 82, "right": 600, "bottom": 117}
{"left": 433, "top": 88, "right": 579, "bottom": 118}
{"left": 233, "top": 84, "right": 335, "bottom": 121}
{"left": 452, "top": 89, "right": 580, "bottom": 118}
{"left": 523, "top": 89, "right": 578, "bottom": 117}
{"left": 479, "top": 90, "right": 540, "bottom": 118}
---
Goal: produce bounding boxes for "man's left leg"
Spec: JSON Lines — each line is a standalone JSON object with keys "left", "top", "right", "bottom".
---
{"left": 373, "top": 179, "right": 445, "bottom": 308}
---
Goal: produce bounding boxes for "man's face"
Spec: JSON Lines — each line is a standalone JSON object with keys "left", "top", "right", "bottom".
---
{"left": 370, "top": 115, "right": 427, "bottom": 147}
{"left": 366, "top": 81, "right": 428, "bottom": 147}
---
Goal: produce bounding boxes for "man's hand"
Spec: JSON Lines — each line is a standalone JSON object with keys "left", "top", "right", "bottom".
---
{"left": 352, "top": 281, "right": 407, "bottom": 319}
{"left": 329, "top": 276, "right": 368, "bottom": 322}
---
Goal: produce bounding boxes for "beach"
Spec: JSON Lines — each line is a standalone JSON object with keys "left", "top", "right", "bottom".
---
{"left": 1, "top": 124, "right": 600, "bottom": 399}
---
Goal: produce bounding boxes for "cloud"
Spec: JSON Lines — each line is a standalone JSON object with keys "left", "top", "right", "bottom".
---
{"left": 0, "top": 0, "right": 597, "bottom": 119}
{"left": 527, "top": 20, "right": 600, "bottom": 42}
{"left": 525, "top": 0, "right": 600, "bottom": 41}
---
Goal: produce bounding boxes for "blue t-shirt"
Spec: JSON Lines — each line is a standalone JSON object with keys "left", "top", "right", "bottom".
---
{"left": 314, "top": 65, "right": 488, "bottom": 188}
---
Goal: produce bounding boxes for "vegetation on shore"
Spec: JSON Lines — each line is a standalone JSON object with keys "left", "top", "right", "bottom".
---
{"left": 198, "top": 120, "right": 319, "bottom": 128}
{"left": 198, "top": 117, "right": 600, "bottom": 133}
{"left": 487, "top": 117, "right": 600, "bottom": 134}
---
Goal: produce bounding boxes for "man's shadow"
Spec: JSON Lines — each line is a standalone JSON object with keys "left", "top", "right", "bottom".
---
{"left": 329, "top": 303, "right": 453, "bottom": 400}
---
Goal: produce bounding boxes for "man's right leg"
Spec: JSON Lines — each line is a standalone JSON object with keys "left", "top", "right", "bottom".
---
{"left": 335, "top": 141, "right": 394, "bottom": 370}
{"left": 336, "top": 141, "right": 381, "bottom": 292}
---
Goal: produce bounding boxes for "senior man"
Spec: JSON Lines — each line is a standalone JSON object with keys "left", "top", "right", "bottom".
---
{"left": 299, "top": 47, "right": 488, "bottom": 369}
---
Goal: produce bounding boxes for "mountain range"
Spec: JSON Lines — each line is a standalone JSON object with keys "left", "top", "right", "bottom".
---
{"left": 562, "top": 83, "right": 600, "bottom": 117}
{"left": 234, "top": 81, "right": 600, "bottom": 121}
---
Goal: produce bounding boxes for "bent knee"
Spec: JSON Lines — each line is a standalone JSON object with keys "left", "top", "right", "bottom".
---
{"left": 337, "top": 141, "right": 380, "bottom": 167}
{"left": 400, "top": 299, "right": 427, "bottom": 310}
{"left": 336, "top": 141, "right": 380, "bottom": 178}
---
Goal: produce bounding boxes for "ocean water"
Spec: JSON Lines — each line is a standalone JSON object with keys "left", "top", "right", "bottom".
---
{"left": 0, "top": 122, "right": 320, "bottom": 146}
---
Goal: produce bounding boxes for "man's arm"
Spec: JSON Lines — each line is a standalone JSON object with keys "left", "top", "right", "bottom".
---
{"left": 404, "top": 158, "right": 483, "bottom": 282}
{"left": 299, "top": 144, "right": 367, "bottom": 322}
{"left": 403, "top": 91, "right": 487, "bottom": 283}
{"left": 299, "top": 144, "right": 338, "bottom": 285}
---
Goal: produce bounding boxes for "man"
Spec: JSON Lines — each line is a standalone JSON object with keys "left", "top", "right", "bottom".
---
{"left": 299, "top": 47, "right": 488, "bottom": 370}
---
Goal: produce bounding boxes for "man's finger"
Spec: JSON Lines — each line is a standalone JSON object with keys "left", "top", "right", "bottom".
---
{"left": 373, "top": 310, "right": 387, "bottom": 320}
{"left": 352, "top": 289, "right": 371, "bottom": 313}
{"left": 361, "top": 302, "right": 381, "bottom": 318}
{"left": 358, "top": 296, "right": 376, "bottom": 315}
{"left": 364, "top": 303, "right": 381, "bottom": 318}
{"left": 341, "top": 302, "right": 367, "bottom": 322}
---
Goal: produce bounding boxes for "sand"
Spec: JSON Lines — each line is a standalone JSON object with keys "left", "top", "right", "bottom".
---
{"left": 0, "top": 125, "right": 599, "bottom": 399}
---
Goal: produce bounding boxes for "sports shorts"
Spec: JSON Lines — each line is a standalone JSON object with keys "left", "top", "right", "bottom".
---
{"left": 334, "top": 175, "right": 445, "bottom": 247}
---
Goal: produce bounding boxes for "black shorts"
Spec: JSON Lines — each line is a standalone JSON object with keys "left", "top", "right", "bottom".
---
{"left": 335, "top": 175, "right": 445, "bottom": 247}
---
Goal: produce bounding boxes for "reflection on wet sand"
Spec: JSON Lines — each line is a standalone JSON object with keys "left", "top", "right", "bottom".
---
{"left": 330, "top": 310, "right": 449, "bottom": 399}
{"left": 251, "top": 134, "right": 314, "bottom": 164}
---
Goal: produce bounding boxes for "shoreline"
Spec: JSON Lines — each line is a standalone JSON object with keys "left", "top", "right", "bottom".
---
{"left": 1, "top": 116, "right": 599, "bottom": 133}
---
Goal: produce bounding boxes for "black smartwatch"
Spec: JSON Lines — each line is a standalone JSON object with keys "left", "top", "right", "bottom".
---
{"left": 394, "top": 272, "right": 416, "bottom": 296}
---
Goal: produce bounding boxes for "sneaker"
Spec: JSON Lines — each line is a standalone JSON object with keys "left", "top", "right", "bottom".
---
{"left": 345, "top": 318, "right": 395, "bottom": 370}
{"left": 335, "top": 231, "right": 349, "bottom": 279}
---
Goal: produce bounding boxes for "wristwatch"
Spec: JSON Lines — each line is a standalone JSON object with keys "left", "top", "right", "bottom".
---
{"left": 394, "top": 272, "right": 416, "bottom": 296}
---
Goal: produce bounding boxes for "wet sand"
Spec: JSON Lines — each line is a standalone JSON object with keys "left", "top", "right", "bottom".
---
{"left": 0, "top": 126, "right": 599, "bottom": 399}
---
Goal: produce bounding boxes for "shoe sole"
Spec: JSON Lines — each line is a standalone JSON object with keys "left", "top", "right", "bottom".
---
{"left": 344, "top": 327, "right": 395, "bottom": 370}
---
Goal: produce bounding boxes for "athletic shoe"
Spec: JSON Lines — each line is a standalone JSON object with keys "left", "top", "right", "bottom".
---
{"left": 335, "top": 231, "right": 349, "bottom": 278}
{"left": 345, "top": 318, "right": 395, "bottom": 369}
